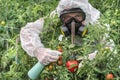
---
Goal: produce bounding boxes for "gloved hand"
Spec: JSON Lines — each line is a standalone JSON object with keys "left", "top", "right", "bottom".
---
{"left": 78, "top": 50, "right": 98, "bottom": 68}
{"left": 34, "top": 48, "right": 61, "bottom": 65}
{"left": 78, "top": 53, "right": 96, "bottom": 68}
{"left": 88, "top": 50, "right": 98, "bottom": 60}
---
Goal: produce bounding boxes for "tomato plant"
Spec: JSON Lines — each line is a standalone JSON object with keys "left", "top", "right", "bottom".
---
{"left": 0, "top": 0, "right": 120, "bottom": 80}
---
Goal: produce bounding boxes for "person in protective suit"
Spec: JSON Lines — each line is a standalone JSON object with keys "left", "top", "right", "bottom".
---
{"left": 20, "top": 0, "right": 115, "bottom": 66}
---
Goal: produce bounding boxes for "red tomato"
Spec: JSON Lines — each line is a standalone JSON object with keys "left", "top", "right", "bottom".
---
{"left": 106, "top": 73, "right": 114, "bottom": 80}
{"left": 66, "top": 60, "right": 78, "bottom": 73}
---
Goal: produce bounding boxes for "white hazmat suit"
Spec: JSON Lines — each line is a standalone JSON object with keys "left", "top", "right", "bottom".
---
{"left": 20, "top": 0, "right": 115, "bottom": 65}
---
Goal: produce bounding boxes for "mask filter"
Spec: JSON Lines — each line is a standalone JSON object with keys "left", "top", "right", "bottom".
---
{"left": 65, "top": 18, "right": 82, "bottom": 35}
{"left": 60, "top": 25, "right": 70, "bottom": 37}
{"left": 60, "top": 18, "right": 87, "bottom": 37}
{"left": 77, "top": 25, "right": 87, "bottom": 37}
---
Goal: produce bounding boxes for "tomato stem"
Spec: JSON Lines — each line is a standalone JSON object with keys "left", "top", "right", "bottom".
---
{"left": 73, "top": 73, "right": 77, "bottom": 80}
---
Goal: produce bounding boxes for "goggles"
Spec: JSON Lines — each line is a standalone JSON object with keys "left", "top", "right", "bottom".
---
{"left": 60, "top": 8, "right": 86, "bottom": 23}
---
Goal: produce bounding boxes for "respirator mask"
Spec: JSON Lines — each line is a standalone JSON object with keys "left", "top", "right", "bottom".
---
{"left": 60, "top": 8, "right": 87, "bottom": 37}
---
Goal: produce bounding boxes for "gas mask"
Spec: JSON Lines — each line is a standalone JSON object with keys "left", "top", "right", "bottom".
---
{"left": 60, "top": 17, "right": 87, "bottom": 37}
{"left": 60, "top": 8, "right": 87, "bottom": 37}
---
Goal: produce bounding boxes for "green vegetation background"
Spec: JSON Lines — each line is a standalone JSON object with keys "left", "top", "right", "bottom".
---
{"left": 0, "top": 0, "right": 119, "bottom": 80}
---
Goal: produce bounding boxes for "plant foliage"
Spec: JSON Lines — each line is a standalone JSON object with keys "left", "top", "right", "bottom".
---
{"left": 0, "top": 0, "right": 119, "bottom": 80}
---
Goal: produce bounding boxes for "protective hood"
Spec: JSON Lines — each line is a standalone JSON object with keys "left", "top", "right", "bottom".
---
{"left": 56, "top": 0, "right": 100, "bottom": 24}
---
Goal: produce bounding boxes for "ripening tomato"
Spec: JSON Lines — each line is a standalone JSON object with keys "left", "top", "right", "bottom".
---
{"left": 58, "top": 56, "right": 62, "bottom": 60}
{"left": 1, "top": 21, "right": 5, "bottom": 26}
{"left": 106, "top": 73, "right": 114, "bottom": 80}
{"left": 58, "top": 48, "right": 63, "bottom": 52}
{"left": 66, "top": 60, "right": 78, "bottom": 73}
{"left": 58, "top": 60, "right": 63, "bottom": 66}
{"left": 48, "top": 65, "right": 53, "bottom": 70}
{"left": 44, "top": 77, "right": 48, "bottom": 80}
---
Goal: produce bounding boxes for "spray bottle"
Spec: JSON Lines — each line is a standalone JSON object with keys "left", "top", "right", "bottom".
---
{"left": 28, "top": 50, "right": 61, "bottom": 80}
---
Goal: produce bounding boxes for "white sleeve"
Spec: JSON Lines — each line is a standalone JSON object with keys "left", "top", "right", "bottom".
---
{"left": 87, "top": 23, "right": 116, "bottom": 60}
{"left": 20, "top": 18, "right": 44, "bottom": 57}
{"left": 101, "top": 24, "right": 116, "bottom": 51}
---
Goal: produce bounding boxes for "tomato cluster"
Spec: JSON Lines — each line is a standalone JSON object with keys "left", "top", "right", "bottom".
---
{"left": 57, "top": 46, "right": 63, "bottom": 66}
